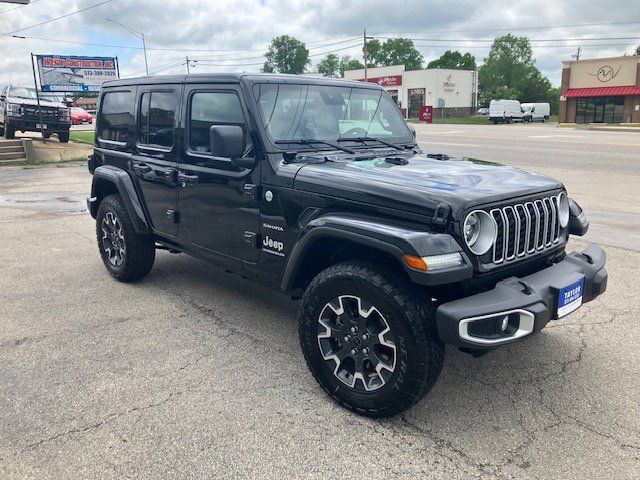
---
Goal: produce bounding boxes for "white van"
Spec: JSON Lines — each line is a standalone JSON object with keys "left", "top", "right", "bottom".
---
{"left": 522, "top": 103, "right": 551, "bottom": 122}
{"left": 489, "top": 99, "right": 524, "bottom": 124}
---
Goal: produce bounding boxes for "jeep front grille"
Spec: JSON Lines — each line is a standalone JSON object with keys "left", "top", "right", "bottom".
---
{"left": 488, "top": 195, "right": 562, "bottom": 265}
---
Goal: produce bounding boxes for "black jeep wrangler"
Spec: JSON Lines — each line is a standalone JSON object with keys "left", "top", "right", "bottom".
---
{"left": 87, "top": 74, "right": 607, "bottom": 417}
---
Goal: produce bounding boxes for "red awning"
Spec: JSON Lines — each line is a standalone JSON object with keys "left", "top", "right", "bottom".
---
{"left": 565, "top": 86, "right": 640, "bottom": 98}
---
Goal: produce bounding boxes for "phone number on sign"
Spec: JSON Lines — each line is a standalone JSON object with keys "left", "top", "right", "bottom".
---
{"left": 83, "top": 70, "right": 118, "bottom": 78}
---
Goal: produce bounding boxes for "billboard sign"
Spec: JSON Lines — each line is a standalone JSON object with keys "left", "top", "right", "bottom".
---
{"left": 36, "top": 55, "right": 118, "bottom": 92}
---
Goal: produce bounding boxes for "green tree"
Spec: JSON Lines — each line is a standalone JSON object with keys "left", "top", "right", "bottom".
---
{"left": 635, "top": 45, "right": 640, "bottom": 55}
{"left": 339, "top": 55, "right": 364, "bottom": 76}
{"left": 427, "top": 50, "right": 476, "bottom": 70}
{"left": 317, "top": 53, "right": 340, "bottom": 77}
{"left": 478, "top": 34, "right": 553, "bottom": 106}
{"left": 365, "top": 38, "right": 423, "bottom": 70}
{"left": 546, "top": 87, "right": 560, "bottom": 115}
{"left": 262, "top": 35, "right": 310, "bottom": 74}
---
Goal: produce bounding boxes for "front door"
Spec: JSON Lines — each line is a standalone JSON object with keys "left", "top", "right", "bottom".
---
{"left": 130, "top": 86, "right": 181, "bottom": 236}
{"left": 177, "top": 85, "right": 260, "bottom": 263}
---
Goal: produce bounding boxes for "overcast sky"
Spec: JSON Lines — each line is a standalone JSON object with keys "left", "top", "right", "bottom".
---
{"left": 0, "top": 0, "right": 639, "bottom": 88}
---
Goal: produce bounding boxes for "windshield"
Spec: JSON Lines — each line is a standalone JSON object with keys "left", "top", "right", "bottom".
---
{"left": 253, "top": 83, "right": 413, "bottom": 146}
{"left": 9, "top": 86, "right": 38, "bottom": 100}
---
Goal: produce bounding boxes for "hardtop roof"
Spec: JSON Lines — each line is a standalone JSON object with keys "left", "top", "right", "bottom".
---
{"left": 103, "top": 72, "right": 383, "bottom": 90}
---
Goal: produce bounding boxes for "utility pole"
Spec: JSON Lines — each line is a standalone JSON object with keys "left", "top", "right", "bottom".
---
{"left": 363, "top": 28, "right": 368, "bottom": 81}
{"left": 572, "top": 46, "right": 582, "bottom": 61}
{"left": 107, "top": 19, "right": 148, "bottom": 76}
{"left": 186, "top": 57, "right": 190, "bottom": 74}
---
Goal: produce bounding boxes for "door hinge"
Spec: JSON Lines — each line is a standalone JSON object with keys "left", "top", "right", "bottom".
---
{"left": 244, "top": 231, "right": 259, "bottom": 247}
{"left": 243, "top": 184, "right": 261, "bottom": 201}
{"left": 167, "top": 210, "right": 180, "bottom": 224}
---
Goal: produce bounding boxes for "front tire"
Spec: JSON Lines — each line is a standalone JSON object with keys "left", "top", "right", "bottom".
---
{"left": 5, "top": 124, "right": 15, "bottom": 139}
{"left": 96, "top": 194, "right": 155, "bottom": 282}
{"left": 299, "top": 261, "right": 444, "bottom": 418}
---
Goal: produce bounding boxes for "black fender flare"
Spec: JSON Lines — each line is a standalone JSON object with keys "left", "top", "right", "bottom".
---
{"left": 88, "top": 165, "right": 149, "bottom": 234}
{"left": 280, "top": 214, "right": 472, "bottom": 292}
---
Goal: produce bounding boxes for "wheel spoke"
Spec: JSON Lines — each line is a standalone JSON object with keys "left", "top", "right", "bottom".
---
{"left": 317, "top": 294, "right": 396, "bottom": 392}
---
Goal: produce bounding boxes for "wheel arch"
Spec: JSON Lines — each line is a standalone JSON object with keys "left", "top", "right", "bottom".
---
{"left": 280, "top": 214, "right": 471, "bottom": 294}
{"left": 89, "top": 165, "right": 149, "bottom": 234}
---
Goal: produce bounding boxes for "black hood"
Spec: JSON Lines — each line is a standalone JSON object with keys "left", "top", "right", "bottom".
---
{"left": 293, "top": 153, "right": 563, "bottom": 218}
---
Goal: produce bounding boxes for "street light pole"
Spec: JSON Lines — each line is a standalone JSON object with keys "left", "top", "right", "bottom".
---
{"left": 106, "top": 19, "right": 149, "bottom": 76}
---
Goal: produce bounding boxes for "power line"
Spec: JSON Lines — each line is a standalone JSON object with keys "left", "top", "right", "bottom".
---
{"left": 7, "top": 33, "right": 361, "bottom": 55}
{"left": 373, "top": 20, "right": 640, "bottom": 35}
{"left": 192, "top": 43, "right": 362, "bottom": 67}
{"left": 1, "top": 0, "right": 120, "bottom": 36}
{"left": 411, "top": 42, "right": 640, "bottom": 49}
{"left": 373, "top": 36, "right": 640, "bottom": 43}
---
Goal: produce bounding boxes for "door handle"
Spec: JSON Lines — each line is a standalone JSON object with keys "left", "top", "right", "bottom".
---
{"left": 178, "top": 172, "right": 199, "bottom": 187}
{"left": 132, "top": 163, "right": 152, "bottom": 174}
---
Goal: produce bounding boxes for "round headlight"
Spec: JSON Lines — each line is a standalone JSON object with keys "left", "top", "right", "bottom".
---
{"left": 463, "top": 210, "right": 496, "bottom": 255}
{"left": 557, "top": 192, "right": 569, "bottom": 228}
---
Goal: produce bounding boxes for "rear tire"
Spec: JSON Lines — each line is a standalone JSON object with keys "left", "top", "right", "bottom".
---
{"left": 96, "top": 194, "right": 155, "bottom": 282}
{"left": 58, "top": 131, "right": 70, "bottom": 143}
{"left": 299, "top": 260, "right": 445, "bottom": 418}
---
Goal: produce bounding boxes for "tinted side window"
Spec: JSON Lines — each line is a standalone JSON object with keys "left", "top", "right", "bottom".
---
{"left": 139, "top": 91, "right": 176, "bottom": 148}
{"left": 189, "top": 92, "right": 245, "bottom": 154}
{"left": 98, "top": 91, "right": 133, "bottom": 143}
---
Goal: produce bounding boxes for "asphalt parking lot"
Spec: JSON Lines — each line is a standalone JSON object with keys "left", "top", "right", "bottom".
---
{"left": 1, "top": 123, "right": 638, "bottom": 479}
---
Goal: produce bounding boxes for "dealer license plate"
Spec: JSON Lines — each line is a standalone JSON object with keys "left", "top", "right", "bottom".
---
{"left": 557, "top": 278, "right": 585, "bottom": 318}
{"left": 36, "top": 124, "right": 47, "bottom": 129}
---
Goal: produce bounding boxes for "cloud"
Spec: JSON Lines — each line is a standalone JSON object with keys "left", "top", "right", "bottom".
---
{"left": 0, "top": 0, "right": 638, "bottom": 87}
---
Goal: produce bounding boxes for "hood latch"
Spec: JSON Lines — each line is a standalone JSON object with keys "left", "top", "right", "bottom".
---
{"left": 432, "top": 203, "right": 451, "bottom": 227}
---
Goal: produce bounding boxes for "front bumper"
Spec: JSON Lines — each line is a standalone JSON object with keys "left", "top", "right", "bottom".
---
{"left": 436, "top": 245, "right": 607, "bottom": 348}
{"left": 7, "top": 117, "right": 70, "bottom": 133}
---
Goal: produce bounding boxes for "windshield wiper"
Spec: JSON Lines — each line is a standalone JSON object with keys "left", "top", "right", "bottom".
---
{"left": 337, "top": 136, "right": 403, "bottom": 151}
{"left": 274, "top": 139, "right": 356, "bottom": 154}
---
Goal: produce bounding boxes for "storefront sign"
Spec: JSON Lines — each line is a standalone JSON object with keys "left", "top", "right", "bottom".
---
{"left": 443, "top": 73, "right": 455, "bottom": 92}
{"left": 419, "top": 105, "right": 433, "bottom": 123}
{"left": 36, "top": 55, "right": 118, "bottom": 92}
{"left": 359, "top": 75, "right": 403, "bottom": 87}
{"left": 589, "top": 65, "right": 622, "bottom": 83}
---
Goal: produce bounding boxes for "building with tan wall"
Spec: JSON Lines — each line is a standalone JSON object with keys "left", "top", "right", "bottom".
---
{"left": 559, "top": 55, "right": 640, "bottom": 124}
{"left": 343, "top": 65, "right": 477, "bottom": 119}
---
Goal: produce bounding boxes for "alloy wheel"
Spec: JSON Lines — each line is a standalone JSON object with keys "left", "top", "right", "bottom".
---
{"left": 317, "top": 295, "right": 396, "bottom": 392}
{"left": 101, "top": 211, "right": 126, "bottom": 267}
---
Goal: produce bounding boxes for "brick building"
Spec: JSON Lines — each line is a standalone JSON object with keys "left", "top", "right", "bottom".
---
{"left": 559, "top": 55, "right": 640, "bottom": 124}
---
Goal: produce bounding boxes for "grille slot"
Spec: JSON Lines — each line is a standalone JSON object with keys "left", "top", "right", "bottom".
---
{"left": 490, "top": 195, "right": 562, "bottom": 265}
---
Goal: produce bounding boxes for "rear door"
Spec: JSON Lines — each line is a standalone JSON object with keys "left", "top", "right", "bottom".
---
{"left": 130, "top": 85, "right": 181, "bottom": 237}
{"left": 176, "top": 84, "right": 261, "bottom": 263}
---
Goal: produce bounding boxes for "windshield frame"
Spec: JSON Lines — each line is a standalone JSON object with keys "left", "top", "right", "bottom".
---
{"left": 246, "top": 79, "right": 415, "bottom": 153}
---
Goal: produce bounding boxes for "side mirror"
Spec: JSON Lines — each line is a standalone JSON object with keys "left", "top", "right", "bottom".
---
{"left": 407, "top": 123, "right": 417, "bottom": 140}
{"left": 210, "top": 125, "right": 245, "bottom": 159}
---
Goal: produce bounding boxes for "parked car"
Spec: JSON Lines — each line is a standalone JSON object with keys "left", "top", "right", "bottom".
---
{"left": 476, "top": 107, "right": 489, "bottom": 116}
{"left": 489, "top": 99, "right": 524, "bottom": 124}
{"left": 0, "top": 85, "right": 71, "bottom": 142}
{"left": 70, "top": 107, "right": 93, "bottom": 125}
{"left": 522, "top": 102, "right": 551, "bottom": 122}
{"left": 87, "top": 73, "right": 607, "bottom": 418}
